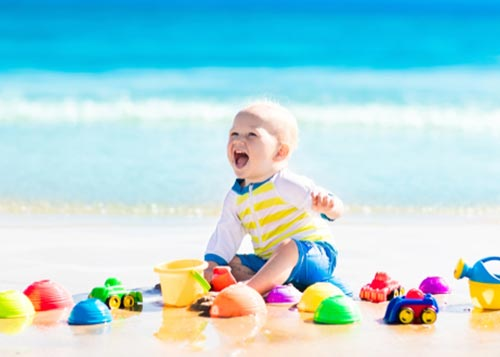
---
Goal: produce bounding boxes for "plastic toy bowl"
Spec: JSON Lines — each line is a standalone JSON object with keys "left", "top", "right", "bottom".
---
{"left": 265, "top": 285, "right": 302, "bottom": 304}
{"left": 210, "top": 283, "right": 267, "bottom": 318}
{"left": 0, "top": 290, "right": 35, "bottom": 319}
{"left": 154, "top": 259, "right": 209, "bottom": 307}
{"left": 68, "top": 298, "right": 112, "bottom": 325}
{"left": 419, "top": 276, "right": 451, "bottom": 295}
{"left": 297, "top": 282, "right": 344, "bottom": 312}
{"left": 24, "top": 280, "right": 74, "bottom": 311}
{"left": 314, "top": 295, "right": 361, "bottom": 324}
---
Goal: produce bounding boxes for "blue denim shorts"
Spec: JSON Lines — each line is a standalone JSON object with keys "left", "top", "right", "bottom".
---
{"left": 237, "top": 239, "right": 338, "bottom": 292}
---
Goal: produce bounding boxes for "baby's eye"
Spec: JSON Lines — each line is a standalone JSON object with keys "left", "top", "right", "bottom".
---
{"left": 248, "top": 132, "right": 257, "bottom": 137}
{"left": 230, "top": 132, "right": 239, "bottom": 137}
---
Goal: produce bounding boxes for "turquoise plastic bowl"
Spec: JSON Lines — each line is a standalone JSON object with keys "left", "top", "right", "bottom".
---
{"left": 68, "top": 298, "right": 112, "bottom": 325}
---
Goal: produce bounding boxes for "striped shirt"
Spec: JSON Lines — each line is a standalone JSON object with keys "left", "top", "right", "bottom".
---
{"left": 204, "top": 169, "right": 335, "bottom": 265}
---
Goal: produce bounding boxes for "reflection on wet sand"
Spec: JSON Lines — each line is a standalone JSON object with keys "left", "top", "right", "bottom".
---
{"left": 0, "top": 315, "right": 33, "bottom": 335}
{"left": 469, "top": 308, "right": 500, "bottom": 330}
{"left": 155, "top": 307, "right": 208, "bottom": 351}
{"left": 33, "top": 308, "right": 70, "bottom": 329}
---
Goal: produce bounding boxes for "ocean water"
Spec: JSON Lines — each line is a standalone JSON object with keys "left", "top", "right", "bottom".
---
{"left": 1, "top": 1, "right": 500, "bottom": 216}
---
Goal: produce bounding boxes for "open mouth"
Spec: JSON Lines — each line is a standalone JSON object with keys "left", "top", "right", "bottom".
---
{"left": 234, "top": 151, "right": 249, "bottom": 169}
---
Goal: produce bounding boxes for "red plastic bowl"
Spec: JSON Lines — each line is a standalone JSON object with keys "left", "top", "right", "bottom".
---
{"left": 24, "top": 280, "right": 74, "bottom": 311}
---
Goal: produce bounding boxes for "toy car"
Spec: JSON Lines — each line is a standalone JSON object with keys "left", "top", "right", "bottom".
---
{"left": 383, "top": 288, "right": 439, "bottom": 324}
{"left": 359, "top": 272, "right": 405, "bottom": 303}
{"left": 88, "top": 278, "right": 143, "bottom": 309}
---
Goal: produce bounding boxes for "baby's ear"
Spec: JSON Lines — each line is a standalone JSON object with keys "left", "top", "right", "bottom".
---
{"left": 274, "top": 144, "right": 290, "bottom": 161}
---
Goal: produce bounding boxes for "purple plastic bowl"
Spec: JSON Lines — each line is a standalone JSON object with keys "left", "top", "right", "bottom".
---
{"left": 419, "top": 276, "right": 451, "bottom": 294}
{"left": 265, "top": 285, "right": 302, "bottom": 304}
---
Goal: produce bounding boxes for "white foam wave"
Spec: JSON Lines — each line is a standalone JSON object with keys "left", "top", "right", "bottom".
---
{"left": 1, "top": 97, "right": 499, "bottom": 133}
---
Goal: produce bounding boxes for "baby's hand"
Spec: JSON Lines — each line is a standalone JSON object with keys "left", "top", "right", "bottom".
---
{"left": 311, "top": 191, "right": 335, "bottom": 215}
{"left": 204, "top": 261, "right": 219, "bottom": 283}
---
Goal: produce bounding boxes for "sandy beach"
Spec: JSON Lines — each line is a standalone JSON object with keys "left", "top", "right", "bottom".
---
{"left": 1, "top": 212, "right": 500, "bottom": 356}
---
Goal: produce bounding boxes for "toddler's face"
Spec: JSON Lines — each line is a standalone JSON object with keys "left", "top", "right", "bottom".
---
{"left": 227, "top": 112, "right": 281, "bottom": 184}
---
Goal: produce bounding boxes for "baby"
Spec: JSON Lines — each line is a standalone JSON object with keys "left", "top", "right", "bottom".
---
{"left": 204, "top": 101, "right": 350, "bottom": 296}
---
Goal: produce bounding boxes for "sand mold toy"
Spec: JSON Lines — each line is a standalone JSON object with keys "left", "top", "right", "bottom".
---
{"left": 359, "top": 272, "right": 405, "bottom": 303}
{"left": 24, "top": 279, "right": 74, "bottom": 311}
{"left": 68, "top": 298, "right": 112, "bottom": 325}
{"left": 297, "top": 282, "right": 344, "bottom": 312}
{"left": 154, "top": 259, "right": 209, "bottom": 307}
{"left": 0, "top": 290, "right": 35, "bottom": 319}
{"left": 89, "top": 277, "right": 143, "bottom": 310}
{"left": 265, "top": 284, "right": 302, "bottom": 304}
{"left": 454, "top": 257, "right": 500, "bottom": 309}
{"left": 383, "top": 288, "right": 439, "bottom": 324}
{"left": 210, "top": 283, "right": 267, "bottom": 318}
{"left": 211, "top": 266, "right": 237, "bottom": 292}
{"left": 419, "top": 276, "right": 451, "bottom": 295}
{"left": 314, "top": 295, "right": 361, "bottom": 324}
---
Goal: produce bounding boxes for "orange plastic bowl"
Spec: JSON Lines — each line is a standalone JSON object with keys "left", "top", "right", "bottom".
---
{"left": 210, "top": 283, "right": 267, "bottom": 318}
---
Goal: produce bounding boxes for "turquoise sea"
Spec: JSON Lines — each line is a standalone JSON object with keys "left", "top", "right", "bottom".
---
{"left": 1, "top": 1, "right": 500, "bottom": 216}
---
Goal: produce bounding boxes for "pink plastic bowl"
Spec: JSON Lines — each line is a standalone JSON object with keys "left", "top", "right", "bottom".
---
{"left": 419, "top": 276, "right": 451, "bottom": 295}
{"left": 265, "top": 285, "right": 302, "bottom": 304}
{"left": 24, "top": 280, "right": 74, "bottom": 311}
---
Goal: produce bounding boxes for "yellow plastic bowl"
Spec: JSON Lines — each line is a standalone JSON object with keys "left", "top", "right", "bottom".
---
{"left": 297, "top": 282, "right": 344, "bottom": 312}
{"left": 0, "top": 290, "right": 35, "bottom": 319}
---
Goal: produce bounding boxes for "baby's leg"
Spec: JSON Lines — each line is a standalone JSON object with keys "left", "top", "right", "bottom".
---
{"left": 246, "top": 239, "right": 298, "bottom": 295}
{"left": 229, "top": 256, "right": 257, "bottom": 281}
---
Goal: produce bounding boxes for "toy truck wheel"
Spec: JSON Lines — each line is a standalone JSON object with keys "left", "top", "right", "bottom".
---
{"left": 421, "top": 308, "right": 437, "bottom": 324}
{"left": 122, "top": 295, "right": 135, "bottom": 308}
{"left": 398, "top": 307, "right": 414, "bottom": 324}
{"left": 107, "top": 295, "right": 121, "bottom": 309}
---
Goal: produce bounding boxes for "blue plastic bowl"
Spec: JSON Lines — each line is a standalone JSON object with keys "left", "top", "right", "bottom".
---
{"left": 68, "top": 298, "right": 112, "bottom": 325}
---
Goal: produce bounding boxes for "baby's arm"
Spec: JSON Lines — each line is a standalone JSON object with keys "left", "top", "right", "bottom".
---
{"left": 311, "top": 191, "right": 344, "bottom": 220}
{"left": 203, "top": 191, "right": 245, "bottom": 282}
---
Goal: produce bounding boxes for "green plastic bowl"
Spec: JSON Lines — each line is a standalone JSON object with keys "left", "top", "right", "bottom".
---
{"left": 0, "top": 290, "right": 36, "bottom": 319}
{"left": 314, "top": 295, "right": 361, "bottom": 324}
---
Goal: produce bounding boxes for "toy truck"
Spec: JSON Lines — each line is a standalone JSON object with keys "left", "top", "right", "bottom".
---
{"left": 383, "top": 288, "right": 439, "bottom": 324}
{"left": 88, "top": 278, "right": 143, "bottom": 309}
{"left": 359, "top": 272, "right": 405, "bottom": 303}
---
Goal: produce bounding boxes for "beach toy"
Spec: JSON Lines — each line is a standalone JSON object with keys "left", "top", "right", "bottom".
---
{"left": 0, "top": 315, "right": 33, "bottom": 335}
{"left": 265, "top": 284, "right": 302, "bottom": 304}
{"left": 211, "top": 266, "right": 237, "bottom": 292}
{"left": 210, "top": 283, "right": 267, "bottom": 318}
{"left": 454, "top": 257, "right": 500, "bottom": 309}
{"left": 154, "top": 259, "right": 209, "bottom": 307}
{"left": 383, "top": 288, "right": 439, "bottom": 324}
{"left": 359, "top": 272, "right": 405, "bottom": 303}
{"left": 68, "top": 298, "right": 112, "bottom": 325}
{"left": 24, "top": 279, "right": 74, "bottom": 311}
{"left": 314, "top": 295, "right": 361, "bottom": 324}
{"left": 0, "top": 290, "right": 35, "bottom": 319}
{"left": 297, "top": 282, "right": 344, "bottom": 312}
{"left": 155, "top": 307, "right": 208, "bottom": 343}
{"left": 88, "top": 277, "right": 143, "bottom": 309}
{"left": 419, "top": 276, "right": 451, "bottom": 295}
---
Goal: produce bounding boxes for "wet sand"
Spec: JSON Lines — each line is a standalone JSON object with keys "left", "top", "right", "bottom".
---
{"left": 1, "top": 213, "right": 500, "bottom": 356}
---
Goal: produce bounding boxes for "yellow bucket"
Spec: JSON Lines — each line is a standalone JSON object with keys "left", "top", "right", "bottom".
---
{"left": 154, "top": 259, "right": 209, "bottom": 307}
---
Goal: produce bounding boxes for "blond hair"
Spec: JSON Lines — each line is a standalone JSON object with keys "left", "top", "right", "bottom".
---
{"left": 240, "top": 100, "right": 299, "bottom": 153}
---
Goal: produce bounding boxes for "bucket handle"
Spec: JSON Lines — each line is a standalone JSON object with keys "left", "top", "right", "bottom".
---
{"left": 191, "top": 270, "right": 211, "bottom": 293}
